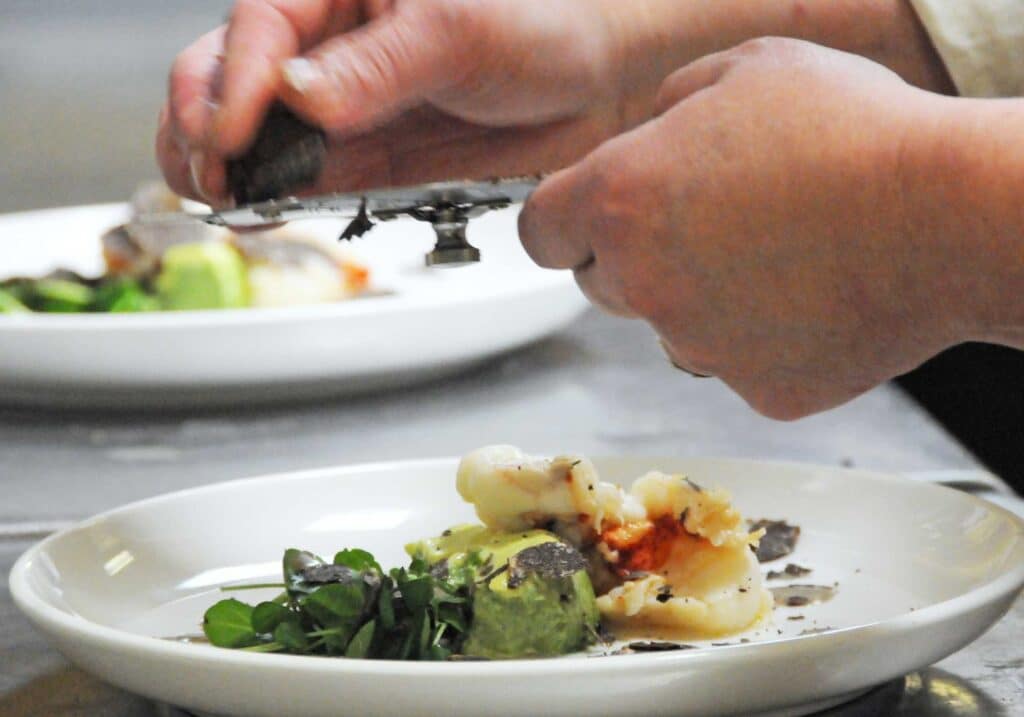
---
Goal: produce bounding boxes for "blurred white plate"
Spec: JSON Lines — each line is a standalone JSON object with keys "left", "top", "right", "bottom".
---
{"left": 0, "top": 203, "right": 587, "bottom": 407}
{"left": 10, "top": 457, "right": 1024, "bottom": 717}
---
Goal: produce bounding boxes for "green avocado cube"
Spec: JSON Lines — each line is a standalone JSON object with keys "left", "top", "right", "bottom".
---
{"left": 408, "top": 526, "right": 599, "bottom": 659}
{"left": 155, "top": 242, "right": 249, "bottom": 311}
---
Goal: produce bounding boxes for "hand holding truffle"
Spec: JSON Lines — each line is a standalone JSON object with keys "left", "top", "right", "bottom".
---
{"left": 158, "top": 0, "right": 643, "bottom": 203}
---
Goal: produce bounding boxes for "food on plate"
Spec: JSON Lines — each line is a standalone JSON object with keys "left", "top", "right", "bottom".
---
{"left": 202, "top": 446, "right": 771, "bottom": 660}
{"left": 407, "top": 527, "right": 598, "bottom": 658}
{"left": 749, "top": 519, "right": 801, "bottom": 562}
{"left": 457, "top": 446, "right": 772, "bottom": 637}
{"left": 0, "top": 182, "right": 368, "bottom": 314}
{"left": 155, "top": 242, "right": 250, "bottom": 310}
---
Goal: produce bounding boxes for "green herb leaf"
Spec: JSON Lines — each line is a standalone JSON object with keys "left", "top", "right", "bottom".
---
{"left": 437, "top": 603, "right": 468, "bottom": 634}
{"left": 334, "top": 548, "right": 382, "bottom": 574}
{"left": 251, "top": 601, "right": 294, "bottom": 634}
{"left": 417, "top": 610, "right": 432, "bottom": 658}
{"left": 203, "top": 598, "right": 257, "bottom": 648}
{"left": 345, "top": 619, "right": 376, "bottom": 658}
{"left": 301, "top": 582, "right": 367, "bottom": 627}
{"left": 377, "top": 577, "right": 395, "bottom": 630}
{"left": 399, "top": 577, "right": 434, "bottom": 612}
{"left": 273, "top": 621, "right": 310, "bottom": 651}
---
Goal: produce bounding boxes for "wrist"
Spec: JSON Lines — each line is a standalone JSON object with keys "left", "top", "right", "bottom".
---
{"left": 899, "top": 95, "right": 1024, "bottom": 348}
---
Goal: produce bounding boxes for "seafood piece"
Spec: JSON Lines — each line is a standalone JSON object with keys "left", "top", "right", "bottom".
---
{"left": 457, "top": 445, "right": 644, "bottom": 536}
{"left": 456, "top": 446, "right": 772, "bottom": 637}
{"left": 102, "top": 182, "right": 230, "bottom": 278}
{"left": 233, "top": 232, "right": 368, "bottom": 307}
{"left": 596, "top": 472, "right": 770, "bottom": 635}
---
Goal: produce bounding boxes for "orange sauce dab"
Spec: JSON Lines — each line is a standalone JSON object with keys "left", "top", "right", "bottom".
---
{"left": 602, "top": 515, "right": 701, "bottom": 575}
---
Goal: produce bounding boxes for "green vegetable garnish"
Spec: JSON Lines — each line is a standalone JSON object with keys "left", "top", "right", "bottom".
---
{"left": 92, "top": 278, "right": 161, "bottom": 313}
{"left": 0, "top": 275, "right": 162, "bottom": 314}
{"left": 202, "top": 532, "right": 600, "bottom": 661}
{"left": 202, "top": 546, "right": 484, "bottom": 660}
{"left": 202, "top": 598, "right": 258, "bottom": 648}
{"left": 0, "top": 287, "right": 30, "bottom": 313}
{"left": 32, "top": 278, "right": 95, "bottom": 313}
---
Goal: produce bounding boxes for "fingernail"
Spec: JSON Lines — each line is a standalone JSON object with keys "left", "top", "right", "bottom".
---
{"left": 189, "top": 150, "right": 210, "bottom": 200}
{"left": 282, "top": 58, "right": 320, "bottom": 94}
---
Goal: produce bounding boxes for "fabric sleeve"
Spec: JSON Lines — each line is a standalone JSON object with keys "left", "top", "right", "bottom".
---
{"left": 909, "top": 0, "right": 1024, "bottom": 97}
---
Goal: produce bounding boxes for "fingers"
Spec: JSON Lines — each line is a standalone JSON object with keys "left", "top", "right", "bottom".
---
{"left": 213, "top": 0, "right": 351, "bottom": 156}
{"left": 168, "top": 26, "right": 227, "bottom": 148}
{"left": 278, "top": 3, "right": 464, "bottom": 133}
{"left": 517, "top": 164, "right": 597, "bottom": 271}
{"left": 156, "top": 104, "right": 194, "bottom": 199}
{"left": 163, "top": 27, "right": 227, "bottom": 199}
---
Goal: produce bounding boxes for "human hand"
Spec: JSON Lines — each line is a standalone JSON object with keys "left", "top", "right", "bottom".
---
{"left": 157, "top": 0, "right": 645, "bottom": 203}
{"left": 519, "top": 38, "right": 969, "bottom": 420}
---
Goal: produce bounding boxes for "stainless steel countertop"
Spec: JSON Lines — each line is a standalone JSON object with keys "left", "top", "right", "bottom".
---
{"left": 1, "top": 2, "right": 1021, "bottom": 714}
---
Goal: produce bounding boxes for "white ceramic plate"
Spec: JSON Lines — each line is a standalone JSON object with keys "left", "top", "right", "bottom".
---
{"left": 11, "top": 457, "right": 1024, "bottom": 717}
{"left": 0, "top": 203, "right": 587, "bottom": 407}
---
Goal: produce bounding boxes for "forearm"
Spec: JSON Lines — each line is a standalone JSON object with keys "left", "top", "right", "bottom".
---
{"left": 903, "top": 96, "right": 1024, "bottom": 348}
{"left": 603, "top": 0, "right": 954, "bottom": 101}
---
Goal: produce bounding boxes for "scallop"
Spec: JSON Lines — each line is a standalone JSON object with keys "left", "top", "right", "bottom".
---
{"left": 455, "top": 446, "right": 771, "bottom": 637}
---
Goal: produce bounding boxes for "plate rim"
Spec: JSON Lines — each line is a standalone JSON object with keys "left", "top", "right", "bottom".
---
{"left": 10, "top": 455, "right": 1024, "bottom": 678}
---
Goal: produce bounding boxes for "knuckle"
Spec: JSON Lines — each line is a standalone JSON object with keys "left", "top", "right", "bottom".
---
{"left": 732, "top": 37, "right": 782, "bottom": 58}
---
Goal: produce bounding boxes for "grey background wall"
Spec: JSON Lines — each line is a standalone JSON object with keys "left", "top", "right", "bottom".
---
{"left": 0, "top": 1, "right": 231, "bottom": 212}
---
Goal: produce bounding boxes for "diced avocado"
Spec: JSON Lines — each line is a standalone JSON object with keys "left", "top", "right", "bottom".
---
{"left": 155, "top": 241, "right": 249, "bottom": 311}
{"left": 408, "top": 527, "right": 599, "bottom": 659}
{"left": 0, "top": 287, "right": 30, "bottom": 313}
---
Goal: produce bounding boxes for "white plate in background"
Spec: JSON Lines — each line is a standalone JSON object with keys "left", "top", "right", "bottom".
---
{"left": 0, "top": 204, "right": 587, "bottom": 407}
{"left": 10, "top": 456, "right": 1024, "bottom": 717}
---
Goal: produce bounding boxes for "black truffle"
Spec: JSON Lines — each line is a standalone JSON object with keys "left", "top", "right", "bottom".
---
{"left": 227, "top": 104, "right": 326, "bottom": 205}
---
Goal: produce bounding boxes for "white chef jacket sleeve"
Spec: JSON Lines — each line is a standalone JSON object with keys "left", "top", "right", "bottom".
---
{"left": 910, "top": 0, "right": 1024, "bottom": 97}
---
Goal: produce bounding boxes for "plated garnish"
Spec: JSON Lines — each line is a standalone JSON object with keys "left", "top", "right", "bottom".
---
{"left": 203, "top": 446, "right": 772, "bottom": 660}
{"left": 0, "top": 182, "right": 367, "bottom": 314}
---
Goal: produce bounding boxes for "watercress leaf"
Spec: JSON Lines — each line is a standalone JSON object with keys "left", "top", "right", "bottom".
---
{"left": 378, "top": 578, "right": 395, "bottom": 630}
{"left": 301, "top": 582, "right": 367, "bottom": 627}
{"left": 251, "top": 602, "right": 294, "bottom": 634}
{"left": 323, "top": 627, "right": 354, "bottom": 656}
{"left": 400, "top": 577, "right": 435, "bottom": 612}
{"left": 203, "top": 599, "right": 257, "bottom": 648}
{"left": 437, "top": 603, "right": 468, "bottom": 634}
{"left": 417, "top": 611, "right": 432, "bottom": 658}
{"left": 408, "top": 557, "right": 429, "bottom": 577}
{"left": 334, "top": 548, "right": 382, "bottom": 574}
{"left": 345, "top": 619, "right": 376, "bottom": 659}
{"left": 273, "top": 621, "right": 310, "bottom": 651}
{"left": 428, "top": 643, "right": 451, "bottom": 661}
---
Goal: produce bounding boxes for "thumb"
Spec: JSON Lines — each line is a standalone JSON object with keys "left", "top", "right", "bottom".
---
{"left": 279, "top": 4, "right": 466, "bottom": 133}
